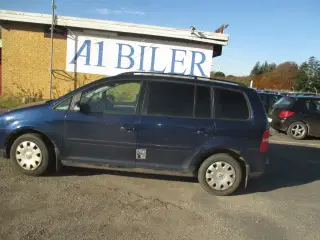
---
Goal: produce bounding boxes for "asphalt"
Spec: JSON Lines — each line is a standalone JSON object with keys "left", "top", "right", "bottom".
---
{"left": 0, "top": 141, "right": 320, "bottom": 240}
{"left": 0, "top": 108, "right": 320, "bottom": 239}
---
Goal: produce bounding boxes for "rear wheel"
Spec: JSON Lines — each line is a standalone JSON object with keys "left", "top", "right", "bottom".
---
{"left": 198, "top": 153, "right": 242, "bottom": 196}
{"left": 10, "top": 134, "right": 50, "bottom": 176}
{"left": 287, "top": 122, "right": 307, "bottom": 140}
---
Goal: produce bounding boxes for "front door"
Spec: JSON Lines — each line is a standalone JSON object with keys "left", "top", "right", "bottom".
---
{"left": 136, "top": 81, "right": 215, "bottom": 170}
{"left": 62, "top": 80, "right": 142, "bottom": 166}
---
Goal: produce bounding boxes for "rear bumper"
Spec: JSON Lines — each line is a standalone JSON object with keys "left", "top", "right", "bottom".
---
{"left": 247, "top": 154, "right": 269, "bottom": 179}
{"left": 271, "top": 118, "right": 290, "bottom": 131}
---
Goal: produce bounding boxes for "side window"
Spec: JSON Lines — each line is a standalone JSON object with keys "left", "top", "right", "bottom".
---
{"left": 54, "top": 97, "right": 72, "bottom": 111}
{"left": 305, "top": 100, "right": 320, "bottom": 113}
{"left": 80, "top": 81, "right": 141, "bottom": 115}
{"left": 195, "top": 86, "right": 211, "bottom": 118}
{"left": 214, "top": 88, "right": 249, "bottom": 120}
{"left": 146, "top": 81, "right": 194, "bottom": 117}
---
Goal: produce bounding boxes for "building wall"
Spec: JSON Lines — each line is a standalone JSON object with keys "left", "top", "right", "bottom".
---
{"left": 1, "top": 22, "right": 104, "bottom": 99}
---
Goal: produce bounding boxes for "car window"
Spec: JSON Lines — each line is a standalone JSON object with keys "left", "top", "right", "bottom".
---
{"left": 305, "top": 100, "right": 320, "bottom": 113}
{"left": 80, "top": 81, "right": 141, "bottom": 115}
{"left": 195, "top": 85, "right": 211, "bottom": 118}
{"left": 54, "top": 97, "right": 72, "bottom": 111}
{"left": 214, "top": 88, "right": 249, "bottom": 120}
{"left": 146, "top": 81, "right": 194, "bottom": 118}
{"left": 274, "top": 97, "right": 295, "bottom": 107}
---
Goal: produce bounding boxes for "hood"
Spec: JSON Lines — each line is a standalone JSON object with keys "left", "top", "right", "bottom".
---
{"left": 8, "top": 99, "right": 55, "bottom": 112}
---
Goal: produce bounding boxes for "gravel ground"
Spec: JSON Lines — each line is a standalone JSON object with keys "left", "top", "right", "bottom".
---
{"left": 0, "top": 143, "right": 320, "bottom": 240}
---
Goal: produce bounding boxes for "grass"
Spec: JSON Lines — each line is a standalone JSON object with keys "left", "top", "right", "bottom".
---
{"left": 0, "top": 96, "right": 23, "bottom": 109}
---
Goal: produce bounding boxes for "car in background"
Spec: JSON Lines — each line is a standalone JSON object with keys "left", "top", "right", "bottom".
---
{"left": 269, "top": 96, "right": 320, "bottom": 139}
{"left": 0, "top": 72, "right": 269, "bottom": 196}
{"left": 257, "top": 91, "right": 283, "bottom": 115}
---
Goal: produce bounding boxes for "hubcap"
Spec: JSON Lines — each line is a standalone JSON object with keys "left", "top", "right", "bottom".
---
{"left": 205, "top": 161, "right": 236, "bottom": 190}
{"left": 16, "top": 141, "right": 42, "bottom": 170}
{"left": 291, "top": 124, "right": 305, "bottom": 138}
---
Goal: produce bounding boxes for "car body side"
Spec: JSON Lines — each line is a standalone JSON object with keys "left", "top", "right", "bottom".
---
{"left": 0, "top": 75, "right": 268, "bottom": 181}
{"left": 270, "top": 97, "right": 320, "bottom": 137}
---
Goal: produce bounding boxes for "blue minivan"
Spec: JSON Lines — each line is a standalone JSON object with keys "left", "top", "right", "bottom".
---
{"left": 0, "top": 72, "right": 269, "bottom": 196}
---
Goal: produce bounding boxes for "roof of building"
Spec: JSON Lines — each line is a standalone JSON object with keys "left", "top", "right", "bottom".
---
{"left": 0, "top": 10, "right": 229, "bottom": 47}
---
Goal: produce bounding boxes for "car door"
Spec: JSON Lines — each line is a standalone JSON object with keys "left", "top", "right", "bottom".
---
{"left": 61, "top": 80, "right": 143, "bottom": 166}
{"left": 136, "top": 81, "right": 215, "bottom": 170}
{"left": 303, "top": 99, "right": 320, "bottom": 135}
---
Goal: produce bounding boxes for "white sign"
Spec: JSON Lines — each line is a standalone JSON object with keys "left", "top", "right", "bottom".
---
{"left": 66, "top": 31, "right": 213, "bottom": 77}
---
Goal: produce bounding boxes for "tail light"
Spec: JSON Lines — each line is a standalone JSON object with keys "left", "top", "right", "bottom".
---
{"left": 260, "top": 130, "right": 269, "bottom": 152}
{"left": 279, "top": 110, "right": 295, "bottom": 118}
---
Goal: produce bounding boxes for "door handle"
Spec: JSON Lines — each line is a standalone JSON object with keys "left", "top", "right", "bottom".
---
{"left": 120, "top": 125, "right": 135, "bottom": 132}
{"left": 196, "top": 128, "right": 210, "bottom": 136}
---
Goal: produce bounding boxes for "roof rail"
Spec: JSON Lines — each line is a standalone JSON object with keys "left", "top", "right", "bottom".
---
{"left": 118, "top": 72, "right": 247, "bottom": 87}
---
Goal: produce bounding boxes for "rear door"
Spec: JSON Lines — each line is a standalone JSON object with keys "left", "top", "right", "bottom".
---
{"left": 136, "top": 81, "right": 215, "bottom": 170}
{"left": 213, "top": 87, "right": 254, "bottom": 142}
{"left": 303, "top": 99, "right": 320, "bottom": 135}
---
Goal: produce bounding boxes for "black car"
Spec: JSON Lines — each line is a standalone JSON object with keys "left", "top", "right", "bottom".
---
{"left": 257, "top": 91, "right": 283, "bottom": 113}
{"left": 0, "top": 72, "right": 269, "bottom": 196}
{"left": 270, "top": 96, "right": 320, "bottom": 139}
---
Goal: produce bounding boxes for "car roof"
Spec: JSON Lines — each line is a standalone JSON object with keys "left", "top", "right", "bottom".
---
{"left": 92, "top": 72, "right": 248, "bottom": 90}
{"left": 284, "top": 95, "right": 320, "bottom": 100}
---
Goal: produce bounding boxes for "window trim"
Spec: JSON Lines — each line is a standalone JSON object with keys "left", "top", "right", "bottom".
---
{"left": 212, "top": 86, "right": 252, "bottom": 121}
{"left": 69, "top": 79, "right": 143, "bottom": 116}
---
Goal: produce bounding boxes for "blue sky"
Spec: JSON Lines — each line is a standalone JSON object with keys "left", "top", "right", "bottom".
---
{"left": 1, "top": 0, "right": 319, "bottom": 76}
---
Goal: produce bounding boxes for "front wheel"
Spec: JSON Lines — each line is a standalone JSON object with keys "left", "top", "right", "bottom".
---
{"left": 287, "top": 122, "right": 307, "bottom": 140}
{"left": 198, "top": 153, "right": 242, "bottom": 196}
{"left": 10, "top": 134, "right": 50, "bottom": 176}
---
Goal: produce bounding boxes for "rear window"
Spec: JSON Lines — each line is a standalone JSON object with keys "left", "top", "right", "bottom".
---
{"left": 274, "top": 97, "right": 295, "bottom": 107}
{"left": 214, "top": 88, "right": 249, "bottom": 120}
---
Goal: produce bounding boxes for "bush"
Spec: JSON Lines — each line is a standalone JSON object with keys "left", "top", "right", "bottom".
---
{"left": 0, "top": 96, "right": 23, "bottom": 108}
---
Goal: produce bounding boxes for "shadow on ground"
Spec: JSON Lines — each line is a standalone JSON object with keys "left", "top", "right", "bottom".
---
{"left": 53, "top": 143, "right": 320, "bottom": 193}
{"left": 241, "top": 143, "right": 320, "bottom": 194}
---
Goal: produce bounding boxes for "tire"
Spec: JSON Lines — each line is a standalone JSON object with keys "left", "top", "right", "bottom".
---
{"left": 198, "top": 153, "right": 242, "bottom": 196}
{"left": 10, "top": 133, "right": 50, "bottom": 176}
{"left": 287, "top": 122, "right": 307, "bottom": 140}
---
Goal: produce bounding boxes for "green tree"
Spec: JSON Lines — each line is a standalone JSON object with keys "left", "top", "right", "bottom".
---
{"left": 250, "top": 62, "right": 261, "bottom": 76}
{"left": 251, "top": 61, "right": 277, "bottom": 76}
{"left": 214, "top": 71, "right": 226, "bottom": 77}
{"left": 296, "top": 56, "right": 320, "bottom": 93}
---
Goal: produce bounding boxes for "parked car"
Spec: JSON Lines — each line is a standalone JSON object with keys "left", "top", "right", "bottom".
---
{"left": 257, "top": 91, "right": 283, "bottom": 114}
{"left": 0, "top": 72, "right": 269, "bottom": 196}
{"left": 269, "top": 96, "right": 320, "bottom": 140}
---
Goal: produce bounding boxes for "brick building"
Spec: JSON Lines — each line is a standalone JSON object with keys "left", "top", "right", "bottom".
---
{"left": 0, "top": 10, "right": 229, "bottom": 99}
